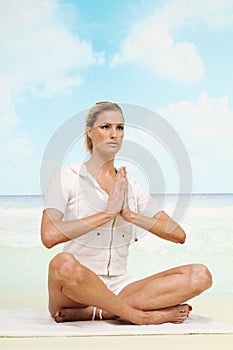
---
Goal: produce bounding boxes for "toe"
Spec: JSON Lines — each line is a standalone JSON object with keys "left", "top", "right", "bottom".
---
{"left": 53, "top": 311, "right": 63, "bottom": 323}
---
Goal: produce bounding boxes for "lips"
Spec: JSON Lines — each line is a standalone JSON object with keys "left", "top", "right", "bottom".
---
{"left": 106, "top": 141, "right": 119, "bottom": 146}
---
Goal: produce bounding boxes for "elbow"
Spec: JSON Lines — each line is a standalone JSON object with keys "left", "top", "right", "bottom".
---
{"left": 178, "top": 229, "right": 186, "bottom": 244}
{"left": 179, "top": 235, "right": 186, "bottom": 244}
{"left": 41, "top": 210, "right": 63, "bottom": 249}
{"left": 170, "top": 227, "right": 186, "bottom": 244}
{"left": 41, "top": 229, "right": 56, "bottom": 249}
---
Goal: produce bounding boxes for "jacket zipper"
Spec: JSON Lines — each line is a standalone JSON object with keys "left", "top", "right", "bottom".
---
{"left": 107, "top": 217, "right": 116, "bottom": 276}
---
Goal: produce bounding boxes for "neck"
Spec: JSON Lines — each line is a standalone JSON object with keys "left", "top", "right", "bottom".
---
{"left": 85, "top": 152, "right": 116, "bottom": 176}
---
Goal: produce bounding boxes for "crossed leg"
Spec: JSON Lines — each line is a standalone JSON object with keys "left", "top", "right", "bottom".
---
{"left": 49, "top": 252, "right": 212, "bottom": 324}
{"left": 117, "top": 264, "right": 212, "bottom": 324}
{"left": 48, "top": 252, "right": 145, "bottom": 325}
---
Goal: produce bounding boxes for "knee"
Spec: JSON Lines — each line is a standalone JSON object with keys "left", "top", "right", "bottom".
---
{"left": 49, "top": 252, "right": 85, "bottom": 283}
{"left": 189, "top": 264, "right": 212, "bottom": 294}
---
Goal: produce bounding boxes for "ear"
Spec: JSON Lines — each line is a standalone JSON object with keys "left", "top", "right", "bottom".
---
{"left": 87, "top": 127, "right": 93, "bottom": 140}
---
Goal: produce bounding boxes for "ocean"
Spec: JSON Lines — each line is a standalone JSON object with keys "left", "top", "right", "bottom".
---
{"left": 0, "top": 194, "right": 232, "bottom": 296}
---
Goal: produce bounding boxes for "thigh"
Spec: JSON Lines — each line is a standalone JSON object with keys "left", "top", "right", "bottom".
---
{"left": 118, "top": 264, "right": 193, "bottom": 299}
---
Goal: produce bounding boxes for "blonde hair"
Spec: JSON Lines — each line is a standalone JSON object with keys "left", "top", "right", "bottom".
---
{"left": 85, "top": 101, "right": 124, "bottom": 153}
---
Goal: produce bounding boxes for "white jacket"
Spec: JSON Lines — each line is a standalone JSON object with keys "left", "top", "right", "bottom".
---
{"left": 45, "top": 162, "right": 158, "bottom": 276}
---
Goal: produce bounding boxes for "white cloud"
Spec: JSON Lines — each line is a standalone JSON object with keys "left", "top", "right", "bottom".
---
{"left": 111, "top": 0, "right": 233, "bottom": 84}
{"left": 159, "top": 92, "right": 233, "bottom": 141}
{"left": 159, "top": 92, "right": 233, "bottom": 191}
{"left": 1, "top": 138, "right": 33, "bottom": 163}
{"left": 111, "top": 23, "right": 204, "bottom": 84}
{"left": 162, "top": 0, "right": 233, "bottom": 31}
{"left": 0, "top": 0, "right": 105, "bottom": 192}
{"left": 0, "top": 0, "right": 104, "bottom": 97}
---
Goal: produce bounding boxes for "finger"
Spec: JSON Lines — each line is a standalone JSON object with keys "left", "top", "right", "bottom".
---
{"left": 114, "top": 178, "right": 124, "bottom": 193}
{"left": 117, "top": 178, "right": 127, "bottom": 192}
{"left": 122, "top": 166, "right": 127, "bottom": 177}
{"left": 115, "top": 169, "right": 122, "bottom": 180}
{"left": 117, "top": 167, "right": 125, "bottom": 177}
{"left": 121, "top": 166, "right": 127, "bottom": 178}
{"left": 116, "top": 169, "right": 125, "bottom": 182}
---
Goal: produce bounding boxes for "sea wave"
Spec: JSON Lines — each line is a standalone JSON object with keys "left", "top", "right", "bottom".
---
{"left": 0, "top": 195, "right": 232, "bottom": 295}
{"left": 0, "top": 207, "right": 43, "bottom": 217}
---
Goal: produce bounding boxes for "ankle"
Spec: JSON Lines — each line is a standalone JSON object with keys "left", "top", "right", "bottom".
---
{"left": 97, "top": 308, "right": 103, "bottom": 320}
{"left": 92, "top": 307, "right": 103, "bottom": 320}
{"left": 131, "top": 309, "right": 149, "bottom": 325}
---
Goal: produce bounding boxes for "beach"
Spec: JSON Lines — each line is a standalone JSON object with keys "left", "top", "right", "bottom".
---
{"left": 0, "top": 194, "right": 232, "bottom": 349}
{"left": 0, "top": 292, "right": 232, "bottom": 350}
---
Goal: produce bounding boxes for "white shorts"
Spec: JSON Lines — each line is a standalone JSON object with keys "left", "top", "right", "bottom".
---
{"left": 98, "top": 275, "right": 135, "bottom": 295}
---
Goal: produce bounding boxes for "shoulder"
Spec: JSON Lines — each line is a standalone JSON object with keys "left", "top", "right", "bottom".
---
{"left": 45, "top": 162, "right": 83, "bottom": 211}
{"left": 58, "top": 162, "right": 83, "bottom": 182}
{"left": 127, "top": 173, "right": 149, "bottom": 195}
{"left": 62, "top": 162, "right": 83, "bottom": 175}
{"left": 48, "top": 162, "right": 82, "bottom": 191}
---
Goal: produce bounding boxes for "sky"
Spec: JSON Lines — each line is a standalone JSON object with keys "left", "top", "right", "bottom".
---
{"left": 1, "top": 0, "right": 233, "bottom": 194}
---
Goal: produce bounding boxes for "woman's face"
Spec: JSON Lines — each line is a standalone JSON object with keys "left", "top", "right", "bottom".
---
{"left": 88, "top": 110, "right": 124, "bottom": 154}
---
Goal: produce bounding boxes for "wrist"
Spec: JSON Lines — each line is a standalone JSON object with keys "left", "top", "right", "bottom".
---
{"left": 102, "top": 210, "right": 117, "bottom": 221}
{"left": 122, "top": 208, "right": 138, "bottom": 222}
{"left": 128, "top": 210, "right": 139, "bottom": 222}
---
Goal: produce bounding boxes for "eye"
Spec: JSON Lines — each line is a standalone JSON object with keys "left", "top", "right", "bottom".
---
{"left": 117, "top": 125, "right": 124, "bottom": 130}
{"left": 100, "top": 125, "right": 110, "bottom": 129}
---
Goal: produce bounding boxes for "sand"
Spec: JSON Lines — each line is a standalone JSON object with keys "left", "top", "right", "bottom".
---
{"left": 0, "top": 291, "right": 232, "bottom": 350}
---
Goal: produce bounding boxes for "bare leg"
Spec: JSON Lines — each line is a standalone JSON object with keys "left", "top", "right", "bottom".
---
{"left": 54, "top": 304, "right": 191, "bottom": 324}
{"left": 50, "top": 253, "right": 191, "bottom": 325}
{"left": 119, "top": 264, "right": 212, "bottom": 310}
{"left": 49, "top": 253, "right": 210, "bottom": 324}
{"left": 114, "top": 263, "right": 212, "bottom": 324}
{"left": 55, "top": 264, "right": 211, "bottom": 324}
{"left": 50, "top": 255, "right": 211, "bottom": 324}
{"left": 48, "top": 252, "right": 144, "bottom": 325}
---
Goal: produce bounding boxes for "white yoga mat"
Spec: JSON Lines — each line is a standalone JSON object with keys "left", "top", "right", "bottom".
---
{"left": 0, "top": 309, "right": 233, "bottom": 337}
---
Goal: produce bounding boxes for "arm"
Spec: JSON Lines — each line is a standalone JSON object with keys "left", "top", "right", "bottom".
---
{"left": 119, "top": 168, "right": 186, "bottom": 244}
{"left": 121, "top": 207, "right": 186, "bottom": 244}
{"left": 41, "top": 167, "right": 127, "bottom": 249}
{"left": 41, "top": 208, "right": 114, "bottom": 249}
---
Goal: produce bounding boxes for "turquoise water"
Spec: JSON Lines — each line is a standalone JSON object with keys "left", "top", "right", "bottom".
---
{"left": 0, "top": 194, "right": 232, "bottom": 296}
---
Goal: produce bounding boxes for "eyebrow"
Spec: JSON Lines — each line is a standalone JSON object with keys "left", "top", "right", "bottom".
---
{"left": 99, "top": 122, "right": 124, "bottom": 125}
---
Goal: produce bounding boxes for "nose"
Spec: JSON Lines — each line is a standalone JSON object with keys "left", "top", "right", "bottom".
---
{"left": 110, "top": 127, "right": 118, "bottom": 138}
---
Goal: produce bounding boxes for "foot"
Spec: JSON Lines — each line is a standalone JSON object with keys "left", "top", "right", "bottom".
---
{"left": 140, "top": 304, "right": 192, "bottom": 325}
{"left": 53, "top": 304, "right": 192, "bottom": 325}
{"left": 53, "top": 306, "right": 116, "bottom": 323}
{"left": 53, "top": 306, "right": 93, "bottom": 322}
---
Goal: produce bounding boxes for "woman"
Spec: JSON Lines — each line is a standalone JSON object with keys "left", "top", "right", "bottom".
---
{"left": 41, "top": 101, "right": 212, "bottom": 325}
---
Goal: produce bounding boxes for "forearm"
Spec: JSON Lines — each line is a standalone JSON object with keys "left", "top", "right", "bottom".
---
{"left": 124, "top": 210, "right": 186, "bottom": 244}
{"left": 41, "top": 210, "right": 115, "bottom": 248}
